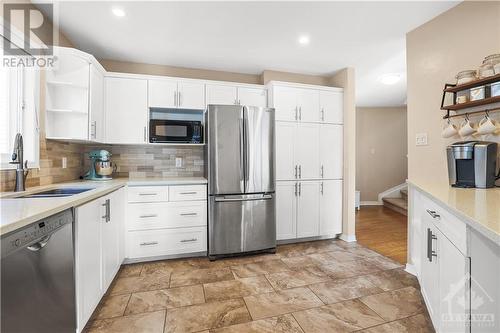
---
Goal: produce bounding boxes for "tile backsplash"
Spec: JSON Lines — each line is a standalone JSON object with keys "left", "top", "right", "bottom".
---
{"left": 82, "top": 145, "right": 205, "bottom": 179}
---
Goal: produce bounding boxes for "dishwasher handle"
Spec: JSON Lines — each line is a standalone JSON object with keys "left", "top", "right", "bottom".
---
{"left": 26, "top": 235, "right": 52, "bottom": 252}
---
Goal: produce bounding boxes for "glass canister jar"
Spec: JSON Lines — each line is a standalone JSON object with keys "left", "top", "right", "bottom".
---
{"left": 478, "top": 61, "right": 495, "bottom": 78}
{"left": 456, "top": 70, "right": 477, "bottom": 85}
{"left": 484, "top": 54, "right": 500, "bottom": 74}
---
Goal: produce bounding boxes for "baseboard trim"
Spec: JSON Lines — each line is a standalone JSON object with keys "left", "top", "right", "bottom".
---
{"left": 360, "top": 201, "right": 383, "bottom": 206}
{"left": 405, "top": 263, "right": 418, "bottom": 277}
{"left": 339, "top": 234, "right": 357, "bottom": 242}
{"left": 123, "top": 251, "right": 207, "bottom": 264}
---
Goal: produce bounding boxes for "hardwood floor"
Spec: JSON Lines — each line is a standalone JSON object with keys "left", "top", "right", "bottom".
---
{"left": 355, "top": 206, "right": 408, "bottom": 264}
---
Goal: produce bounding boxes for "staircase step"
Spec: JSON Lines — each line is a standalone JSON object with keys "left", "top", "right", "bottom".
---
{"left": 400, "top": 188, "right": 408, "bottom": 199}
{"left": 382, "top": 197, "right": 408, "bottom": 216}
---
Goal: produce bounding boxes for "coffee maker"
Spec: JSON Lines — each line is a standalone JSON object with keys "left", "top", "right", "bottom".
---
{"left": 447, "top": 141, "right": 498, "bottom": 188}
{"left": 84, "top": 150, "right": 116, "bottom": 181}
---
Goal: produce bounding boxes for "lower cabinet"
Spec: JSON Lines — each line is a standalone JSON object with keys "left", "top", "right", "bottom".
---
{"left": 75, "top": 187, "right": 125, "bottom": 333}
{"left": 126, "top": 184, "right": 208, "bottom": 260}
{"left": 276, "top": 180, "right": 342, "bottom": 241}
{"left": 417, "top": 192, "right": 470, "bottom": 333}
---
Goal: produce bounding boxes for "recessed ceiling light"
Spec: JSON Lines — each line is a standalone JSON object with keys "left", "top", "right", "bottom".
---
{"left": 378, "top": 73, "right": 401, "bottom": 85}
{"left": 298, "top": 35, "right": 310, "bottom": 45}
{"left": 112, "top": 7, "right": 126, "bottom": 17}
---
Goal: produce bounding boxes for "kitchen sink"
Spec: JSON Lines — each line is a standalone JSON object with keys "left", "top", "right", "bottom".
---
{"left": 18, "top": 187, "right": 95, "bottom": 198}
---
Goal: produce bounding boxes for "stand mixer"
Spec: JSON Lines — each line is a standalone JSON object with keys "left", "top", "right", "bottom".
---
{"left": 84, "top": 150, "right": 116, "bottom": 181}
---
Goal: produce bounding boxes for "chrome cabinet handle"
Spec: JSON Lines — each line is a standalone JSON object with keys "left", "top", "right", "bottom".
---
{"left": 294, "top": 183, "right": 298, "bottom": 196}
{"left": 139, "top": 193, "right": 157, "bottom": 196}
{"left": 320, "top": 182, "right": 324, "bottom": 195}
{"left": 102, "top": 199, "right": 110, "bottom": 222}
{"left": 174, "top": 91, "right": 178, "bottom": 106}
{"left": 321, "top": 108, "right": 325, "bottom": 121}
{"left": 321, "top": 165, "right": 324, "bottom": 178}
{"left": 179, "top": 91, "right": 182, "bottom": 106}
{"left": 27, "top": 235, "right": 51, "bottom": 252}
{"left": 294, "top": 165, "right": 298, "bottom": 179}
{"left": 295, "top": 106, "right": 298, "bottom": 120}
{"left": 91, "top": 121, "right": 97, "bottom": 139}
{"left": 427, "top": 228, "right": 438, "bottom": 262}
{"left": 180, "top": 192, "right": 197, "bottom": 195}
{"left": 298, "top": 183, "right": 302, "bottom": 196}
{"left": 180, "top": 212, "right": 197, "bottom": 216}
{"left": 139, "top": 214, "right": 158, "bottom": 218}
{"left": 426, "top": 209, "right": 440, "bottom": 220}
{"left": 299, "top": 106, "right": 302, "bottom": 120}
{"left": 140, "top": 241, "right": 158, "bottom": 246}
{"left": 180, "top": 238, "right": 197, "bottom": 243}
{"left": 298, "top": 165, "right": 302, "bottom": 179}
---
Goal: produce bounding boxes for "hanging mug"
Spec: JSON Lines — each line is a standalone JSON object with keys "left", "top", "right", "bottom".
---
{"left": 441, "top": 119, "right": 458, "bottom": 138}
{"left": 477, "top": 113, "right": 498, "bottom": 135}
{"left": 458, "top": 115, "right": 477, "bottom": 137}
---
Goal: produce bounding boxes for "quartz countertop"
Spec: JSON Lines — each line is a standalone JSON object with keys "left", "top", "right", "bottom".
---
{"left": 0, "top": 177, "right": 207, "bottom": 236}
{"left": 409, "top": 181, "right": 500, "bottom": 245}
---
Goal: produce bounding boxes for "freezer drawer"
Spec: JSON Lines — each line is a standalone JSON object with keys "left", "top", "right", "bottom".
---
{"left": 209, "top": 193, "right": 276, "bottom": 256}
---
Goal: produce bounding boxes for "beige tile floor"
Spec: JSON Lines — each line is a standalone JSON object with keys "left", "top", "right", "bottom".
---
{"left": 85, "top": 239, "right": 434, "bottom": 333}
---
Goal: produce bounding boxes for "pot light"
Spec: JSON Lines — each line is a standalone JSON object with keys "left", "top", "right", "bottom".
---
{"left": 298, "top": 35, "right": 310, "bottom": 45}
{"left": 378, "top": 73, "right": 401, "bottom": 85}
{"left": 112, "top": 7, "right": 126, "bottom": 17}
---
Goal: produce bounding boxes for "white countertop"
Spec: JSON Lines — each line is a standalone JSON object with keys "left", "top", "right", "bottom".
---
{"left": 0, "top": 177, "right": 207, "bottom": 236}
{"left": 409, "top": 181, "right": 500, "bottom": 245}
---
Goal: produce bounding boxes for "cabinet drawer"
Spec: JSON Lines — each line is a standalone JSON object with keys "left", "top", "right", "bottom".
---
{"left": 128, "top": 186, "right": 168, "bottom": 203}
{"left": 169, "top": 185, "right": 206, "bottom": 201}
{"left": 127, "top": 201, "right": 207, "bottom": 231}
{"left": 127, "top": 227, "right": 207, "bottom": 259}
{"left": 421, "top": 193, "right": 467, "bottom": 254}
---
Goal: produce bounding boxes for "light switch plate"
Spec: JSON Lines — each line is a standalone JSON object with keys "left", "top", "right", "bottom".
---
{"left": 416, "top": 133, "right": 428, "bottom": 146}
{"left": 175, "top": 157, "right": 183, "bottom": 168}
{"left": 62, "top": 157, "right": 67, "bottom": 169}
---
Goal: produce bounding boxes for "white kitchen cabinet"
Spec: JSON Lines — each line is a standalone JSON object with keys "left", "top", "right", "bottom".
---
{"left": 89, "top": 64, "right": 105, "bottom": 142}
{"left": 319, "top": 180, "right": 343, "bottom": 236}
{"left": 238, "top": 87, "right": 267, "bottom": 107}
{"left": 320, "top": 124, "right": 343, "bottom": 179}
{"left": 177, "top": 81, "right": 205, "bottom": 109}
{"left": 420, "top": 216, "right": 441, "bottom": 324}
{"left": 272, "top": 85, "right": 298, "bottom": 121}
{"left": 102, "top": 189, "right": 124, "bottom": 291}
{"left": 276, "top": 182, "right": 297, "bottom": 240}
{"left": 297, "top": 88, "right": 320, "bottom": 122}
{"left": 275, "top": 122, "right": 297, "bottom": 180}
{"left": 296, "top": 123, "right": 320, "bottom": 179}
{"left": 105, "top": 77, "right": 148, "bottom": 144}
{"left": 320, "top": 90, "right": 343, "bottom": 123}
{"left": 297, "top": 181, "right": 320, "bottom": 238}
{"left": 206, "top": 84, "right": 238, "bottom": 105}
{"left": 75, "top": 198, "right": 102, "bottom": 333}
{"left": 148, "top": 79, "right": 177, "bottom": 108}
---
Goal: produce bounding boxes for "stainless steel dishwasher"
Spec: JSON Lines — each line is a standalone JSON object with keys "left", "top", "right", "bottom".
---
{"left": 1, "top": 209, "right": 76, "bottom": 333}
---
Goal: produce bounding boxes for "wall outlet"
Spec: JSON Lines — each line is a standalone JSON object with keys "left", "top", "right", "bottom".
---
{"left": 175, "top": 157, "right": 183, "bottom": 168}
{"left": 416, "top": 133, "right": 428, "bottom": 146}
{"left": 62, "top": 157, "right": 67, "bottom": 169}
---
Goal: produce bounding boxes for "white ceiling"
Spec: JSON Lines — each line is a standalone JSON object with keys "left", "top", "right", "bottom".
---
{"left": 46, "top": 1, "right": 458, "bottom": 107}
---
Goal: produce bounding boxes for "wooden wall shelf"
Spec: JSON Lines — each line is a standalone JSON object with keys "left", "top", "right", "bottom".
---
{"left": 441, "top": 95, "right": 500, "bottom": 111}
{"left": 444, "top": 73, "right": 500, "bottom": 93}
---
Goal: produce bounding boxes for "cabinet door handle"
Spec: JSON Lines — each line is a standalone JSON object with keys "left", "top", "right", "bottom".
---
{"left": 107, "top": 199, "right": 111, "bottom": 222}
{"left": 320, "top": 182, "right": 324, "bottom": 195}
{"left": 102, "top": 199, "right": 110, "bottom": 222}
{"left": 294, "top": 165, "right": 298, "bottom": 179}
{"left": 174, "top": 90, "right": 178, "bottom": 106}
{"left": 139, "top": 214, "right": 158, "bottom": 218}
{"left": 426, "top": 228, "right": 437, "bottom": 262}
{"left": 139, "top": 193, "right": 158, "bottom": 196}
{"left": 321, "top": 165, "right": 324, "bottom": 178}
{"left": 180, "top": 191, "right": 197, "bottom": 195}
{"left": 180, "top": 212, "right": 198, "bottom": 216}
{"left": 91, "top": 121, "right": 97, "bottom": 139}
{"left": 179, "top": 91, "right": 182, "bottom": 106}
{"left": 298, "top": 182, "right": 301, "bottom": 196}
{"left": 298, "top": 165, "right": 302, "bottom": 179}
{"left": 295, "top": 106, "right": 298, "bottom": 120}
{"left": 426, "top": 209, "right": 441, "bottom": 220}
{"left": 299, "top": 106, "right": 302, "bottom": 120}
{"left": 140, "top": 241, "right": 158, "bottom": 246}
{"left": 180, "top": 238, "right": 197, "bottom": 243}
{"left": 294, "top": 183, "right": 298, "bottom": 196}
{"left": 143, "top": 126, "right": 147, "bottom": 142}
{"left": 321, "top": 108, "right": 325, "bottom": 121}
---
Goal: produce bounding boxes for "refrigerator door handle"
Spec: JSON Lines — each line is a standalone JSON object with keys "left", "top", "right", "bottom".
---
{"left": 239, "top": 114, "right": 245, "bottom": 191}
{"left": 214, "top": 194, "right": 273, "bottom": 202}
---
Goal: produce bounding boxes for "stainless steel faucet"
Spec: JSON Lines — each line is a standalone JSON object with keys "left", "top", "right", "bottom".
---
{"left": 10, "top": 133, "right": 29, "bottom": 192}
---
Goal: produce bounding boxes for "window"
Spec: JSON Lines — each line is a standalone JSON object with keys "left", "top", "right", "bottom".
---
{"left": 0, "top": 65, "right": 40, "bottom": 169}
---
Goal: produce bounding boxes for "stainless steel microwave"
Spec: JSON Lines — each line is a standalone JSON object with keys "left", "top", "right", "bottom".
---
{"left": 149, "top": 120, "right": 203, "bottom": 143}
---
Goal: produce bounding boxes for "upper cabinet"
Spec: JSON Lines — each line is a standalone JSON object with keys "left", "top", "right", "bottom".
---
{"left": 268, "top": 82, "right": 343, "bottom": 123}
{"left": 45, "top": 47, "right": 106, "bottom": 142}
{"left": 148, "top": 79, "right": 205, "bottom": 110}
{"left": 206, "top": 84, "right": 267, "bottom": 108}
{"left": 105, "top": 77, "right": 148, "bottom": 144}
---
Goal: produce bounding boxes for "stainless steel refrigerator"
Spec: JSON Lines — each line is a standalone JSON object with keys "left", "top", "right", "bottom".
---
{"left": 206, "top": 104, "right": 276, "bottom": 259}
